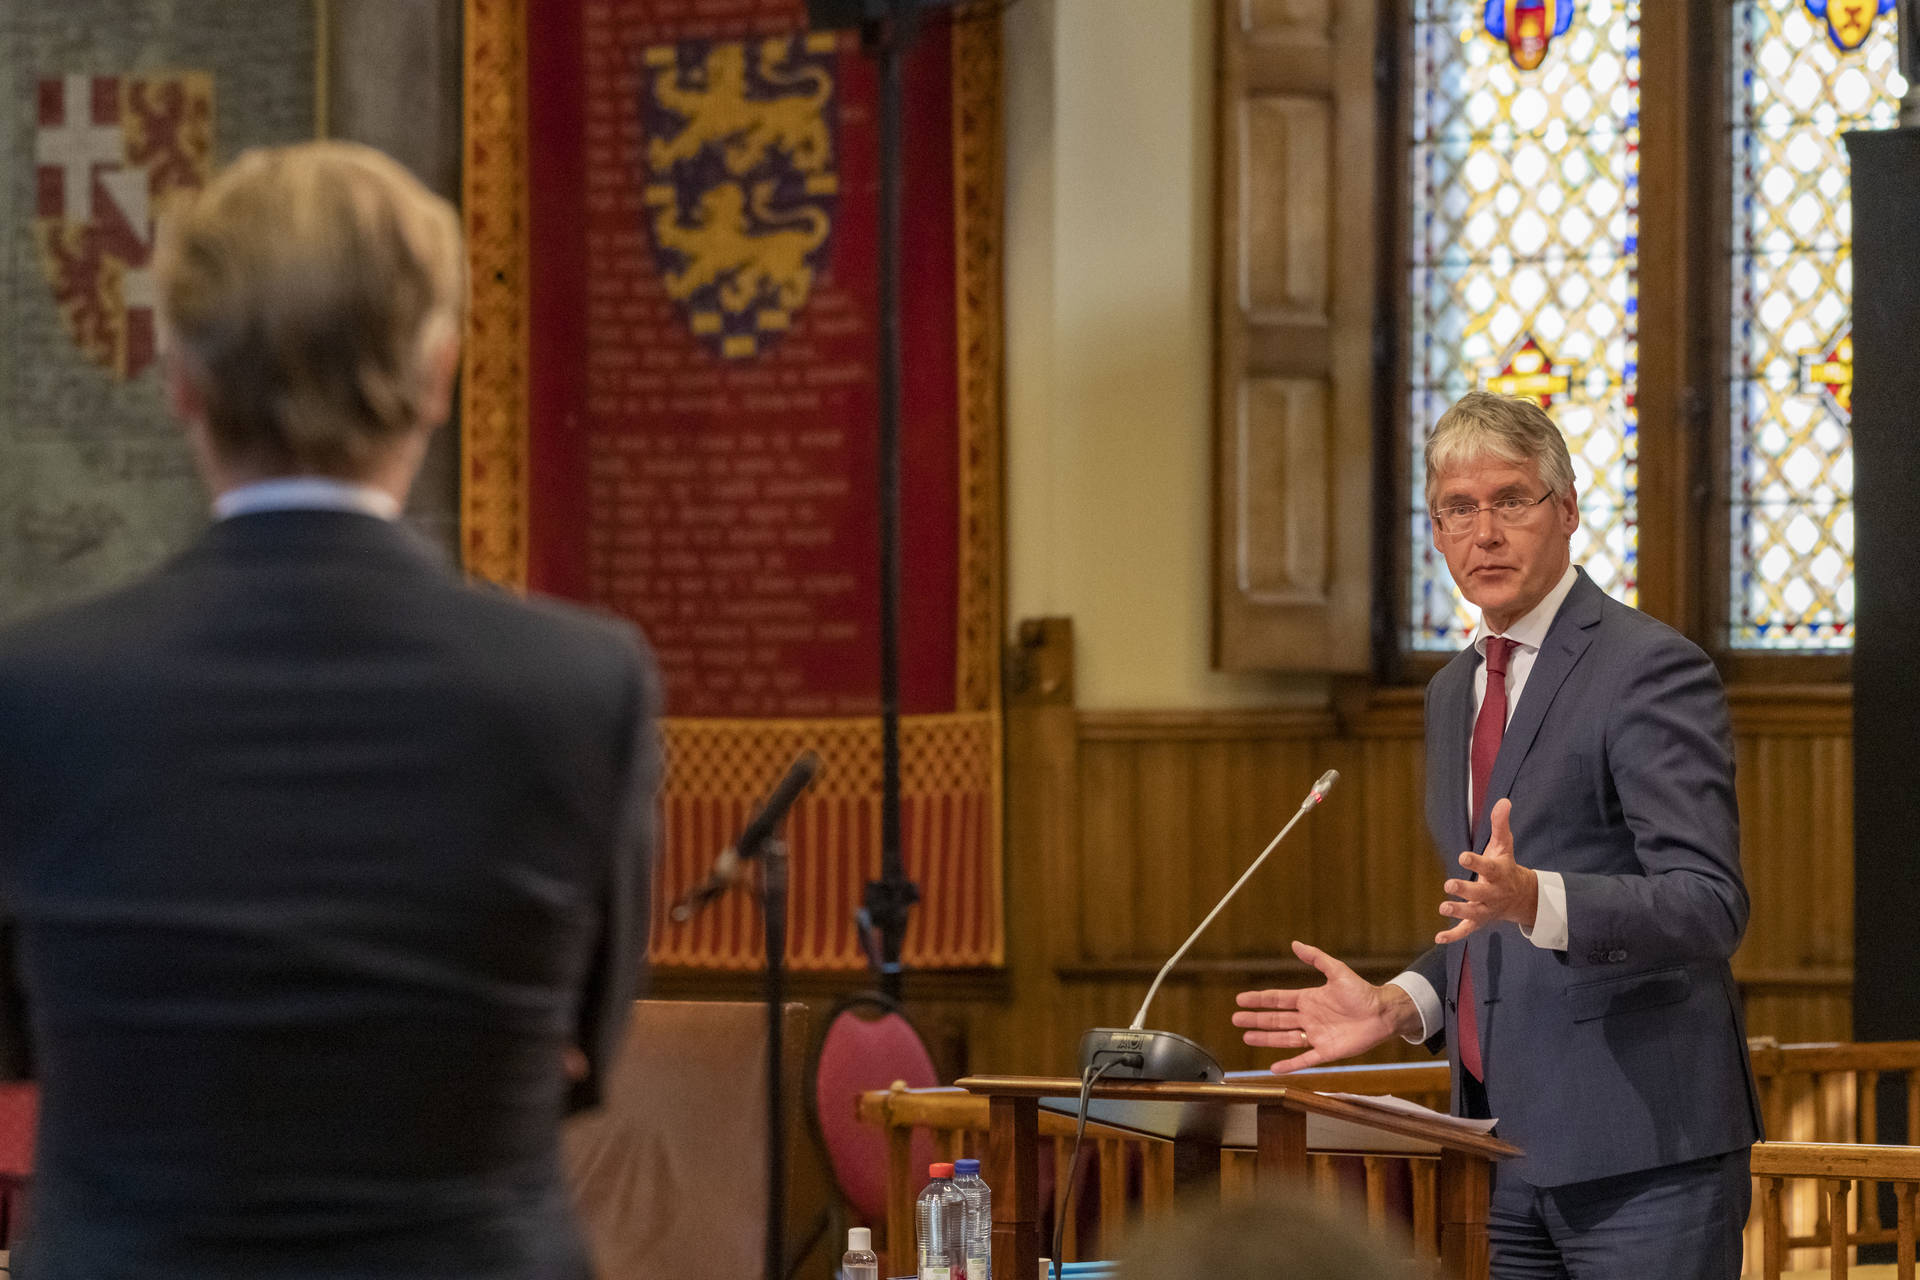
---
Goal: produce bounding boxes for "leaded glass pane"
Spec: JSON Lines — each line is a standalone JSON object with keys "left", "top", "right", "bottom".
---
{"left": 1728, "top": 1, "right": 1902, "bottom": 649}
{"left": 1408, "top": 1, "right": 1640, "bottom": 652}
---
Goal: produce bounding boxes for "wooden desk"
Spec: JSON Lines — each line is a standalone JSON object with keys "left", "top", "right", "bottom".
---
{"left": 958, "top": 1074, "right": 1519, "bottom": 1280}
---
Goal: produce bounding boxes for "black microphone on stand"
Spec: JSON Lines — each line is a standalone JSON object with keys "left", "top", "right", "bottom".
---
{"left": 666, "top": 750, "right": 821, "bottom": 1280}
{"left": 1076, "top": 769, "right": 1340, "bottom": 1081}
{"left": 670, "top": 752, "right": 821, "bottom": 923}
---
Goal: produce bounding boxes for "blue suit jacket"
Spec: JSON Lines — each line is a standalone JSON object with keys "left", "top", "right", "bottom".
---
{"left": 1407, "top": 570, "right": 1763, "bottom": 1187}
{"left": 0, "top": 511, "right": 659, "bottom": 1278}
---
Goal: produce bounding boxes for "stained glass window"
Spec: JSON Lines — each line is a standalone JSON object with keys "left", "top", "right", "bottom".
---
{"left": 1408, "top": 1, "right": 1641, "bottom": 651}
{"left": 1728, "top": 1, "right": 1903, "bottom": 650}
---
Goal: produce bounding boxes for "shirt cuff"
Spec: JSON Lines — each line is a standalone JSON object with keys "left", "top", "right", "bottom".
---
{"left": 1386, "top": 972, "right": 1441, "bottom": 1044}
{"left": 1518, "top": 869, "right": 1569, "bottom": 951}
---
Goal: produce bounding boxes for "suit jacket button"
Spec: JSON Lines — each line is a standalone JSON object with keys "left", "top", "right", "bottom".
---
{"left": 1608, "top": 949, "right": 1627, "bottom": 963}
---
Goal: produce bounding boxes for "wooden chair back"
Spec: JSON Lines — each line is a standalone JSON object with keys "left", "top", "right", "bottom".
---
{"left": 564, "top": 1000, "right": 809, "bottom": 1280}
{"left": 1744, "top": 1041, "right": 1920, "bottom": 1276}
{"left": 1752, "top": 1142, "right": 1920, "bottom": 1280}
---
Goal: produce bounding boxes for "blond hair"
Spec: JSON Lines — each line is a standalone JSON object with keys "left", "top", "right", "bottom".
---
{"left": 154, "top": 140, "right": 465, "bottom": 476}
{"left": 1423, "top": 390, "right": 1576, "bottom": 506}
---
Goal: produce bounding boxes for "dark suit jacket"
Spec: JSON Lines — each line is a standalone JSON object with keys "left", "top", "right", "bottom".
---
{"left": 1407, "top": 569, "right": 1763, "bottom": 1187}
{"left": 0, "top": 510, "right": 659, "bottom": 1278}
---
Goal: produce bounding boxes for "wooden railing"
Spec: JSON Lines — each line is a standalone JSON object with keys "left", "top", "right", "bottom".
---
{"left": 1752, "top": 1143, "right": 1920, "bottom": 1280}
{"left": 852, "top": 1042, "right": 1920, "bottom": 1276}
{"left": 854, "top": 1083, "right": 1177, "bottom": 1277}
{"left": 854, "top": 1060, "right": 1453, "bottom": 1274}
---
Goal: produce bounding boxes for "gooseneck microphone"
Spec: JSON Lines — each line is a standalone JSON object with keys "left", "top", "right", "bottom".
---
{"left": 1076, "top": 768, "right": 1339, "bottom": 1081}
{"left": 670, "top": 752, "right": 822, "bottom": 922}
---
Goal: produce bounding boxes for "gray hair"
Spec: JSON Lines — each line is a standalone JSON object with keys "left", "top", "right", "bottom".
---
{"left": 1116, "top": 1193, "right": 1422, "bottom": 1280}
{"left": 1423, "top": 390, "right": 1576, "bottom": 506}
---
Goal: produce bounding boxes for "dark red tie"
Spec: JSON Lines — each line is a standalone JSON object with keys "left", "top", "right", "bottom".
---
{"left": 1459, "top": 637, "right": 1515, "bottom": 1082}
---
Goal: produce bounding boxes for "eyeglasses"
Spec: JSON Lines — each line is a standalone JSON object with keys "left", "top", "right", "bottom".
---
{"left": 1429, "top": 490, "right": 1555, "bottom": 538}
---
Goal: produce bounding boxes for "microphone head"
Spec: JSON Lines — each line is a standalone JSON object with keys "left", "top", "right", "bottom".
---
{"left": 1306, "top": 769, "right": 1339, "bottom": 805}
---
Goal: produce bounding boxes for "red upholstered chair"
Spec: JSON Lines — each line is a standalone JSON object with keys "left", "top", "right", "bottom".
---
{"left": 0, "top": 1082, "right": 37, "bottom": 1245}
{"left": 809, "top": 992, "right": 939, "bottom": 1231}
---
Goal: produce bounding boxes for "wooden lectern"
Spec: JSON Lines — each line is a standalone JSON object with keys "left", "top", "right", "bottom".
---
{"left": 959, "top": 1074, "right": 1519, "bottom": 1280}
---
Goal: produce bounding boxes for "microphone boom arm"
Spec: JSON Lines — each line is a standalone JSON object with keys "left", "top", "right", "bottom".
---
{"left": 1129, "top": 768, "right": 1337, "bottom": 1030}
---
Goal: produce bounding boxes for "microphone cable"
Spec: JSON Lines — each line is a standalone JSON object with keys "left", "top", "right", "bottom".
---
{"left": 1048, "top": 1056, "right": 1128, "bottom": 1280}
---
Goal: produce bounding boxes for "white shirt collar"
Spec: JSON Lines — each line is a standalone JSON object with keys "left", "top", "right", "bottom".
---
{"left": 1470, "top": 562, "right": 1579, "bottom": 657}
{"left": 212, "top": 477, "right": 401, "bottom": 522}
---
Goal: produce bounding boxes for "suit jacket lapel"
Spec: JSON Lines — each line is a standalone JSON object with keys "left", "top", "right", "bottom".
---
{"left": 1474, "top": 569, "right": 1602, "bottom": 849}
{"left": 1435, "top": 651, "right": 1476, "bottom": 857}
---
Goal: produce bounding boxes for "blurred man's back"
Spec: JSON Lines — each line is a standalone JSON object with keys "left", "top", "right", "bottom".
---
{"left": 0, "top": 142, "right": 659, "bottom": 1279}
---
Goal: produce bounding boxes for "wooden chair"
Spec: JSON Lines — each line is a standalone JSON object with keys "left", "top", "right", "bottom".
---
{"left": 0, "top": 1084, "right": 35, "bottom": 1248}
{"left": 1752, "top": 1142, "right": 1920, "bottom": 1280}
{"left": 808, "top": 991, "right": 940, "bottom": 1241}
{"left": 1744, "top": 1041, "right": 1920, "bottom": 1275}
{"left": 564, "top": 999, "right": 809, "bottom": 1280}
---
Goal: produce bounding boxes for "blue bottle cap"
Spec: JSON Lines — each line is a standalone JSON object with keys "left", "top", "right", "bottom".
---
{"left": 954, "top": 1158, "right": 981, "bottom": 1174}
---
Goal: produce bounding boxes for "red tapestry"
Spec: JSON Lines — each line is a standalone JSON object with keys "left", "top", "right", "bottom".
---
{"left": 461, "top": 0, "right": 1003, "bottom": 970}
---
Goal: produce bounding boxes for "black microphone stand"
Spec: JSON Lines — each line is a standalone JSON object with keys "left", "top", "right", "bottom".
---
{"left": 672, "top": 804, "right": 800, "bottom": 1280}
{"left": 859, "top": 0, "right": 921, "bottom": 1010}
{"left": 757, "top": 833, "right": 791, "bottom": 1280}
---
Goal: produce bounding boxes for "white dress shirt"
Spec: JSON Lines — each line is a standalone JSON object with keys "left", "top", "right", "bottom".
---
{"left": 1387, "top": 562, "right": 1579, "bottom": 1043}
{"left": 212, "top": 477, "right": 401, "bottom": 521}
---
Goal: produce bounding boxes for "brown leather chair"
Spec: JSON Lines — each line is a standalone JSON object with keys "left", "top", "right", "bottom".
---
{"left": 564, "top": 999, "right": 809, "bottom": 1279}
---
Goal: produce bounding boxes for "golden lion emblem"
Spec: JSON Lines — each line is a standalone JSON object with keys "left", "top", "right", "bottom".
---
{"left": 641, "top": 35, "right": 840, "bottom": 360}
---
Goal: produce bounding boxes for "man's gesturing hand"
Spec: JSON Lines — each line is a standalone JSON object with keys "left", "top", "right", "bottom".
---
{"left": 1232, "top": 940, "right": 1421, "bottom": 1073}
{"left": 1435, "top": 797, "right": 1539, "bottom": 943}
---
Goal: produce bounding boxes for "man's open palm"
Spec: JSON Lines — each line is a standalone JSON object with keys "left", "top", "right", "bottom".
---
{"left": 1231, "top": 940, "right": 1407, "bottom": 1073}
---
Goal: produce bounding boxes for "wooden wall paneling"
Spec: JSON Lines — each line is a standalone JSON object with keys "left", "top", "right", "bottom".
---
{"left": 1213, "top": 0, "right": 1376, "bottom": 671}
{"left": 1315, "top": 735, "right": 1375, "bottom": 955}
{"left": 1034, "top": 690, "right": 1852, "bottom": 1080}
{"left": 1187, "top": 737, "right": 1237, "bottom": 962}
{"left": 1222, "top": 731, "right": 1312, "bottom": 955}
{"left": 1220, "top": 736, "right": 1285, "bottom": 957}
{"left": 1077, "top": 740, "right": 1138, "bottom": 961}
{"left": 1136, "top": 737, "right": 1198, "bottom": 957}
{"left": 1002, "top": 617, "right": 1080, "bottom": 1076}
{"left": 1729, "top": 693, "right": 1854, "bottom": 1043}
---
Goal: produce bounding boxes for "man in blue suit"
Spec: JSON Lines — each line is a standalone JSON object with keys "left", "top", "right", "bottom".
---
{"left": 1232, "top": 391, "right": 1762, "bottom": 1278}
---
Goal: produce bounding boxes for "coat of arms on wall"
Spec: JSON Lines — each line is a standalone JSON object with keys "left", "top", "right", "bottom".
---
{"left": 1804, "top": 0, "right": 1896, "bottom": 53}
{"left": 1483, "top": 0, "right": 1576, "bottom": 70}
{"left": 640, "top": 34, "right": 840, "bottom": 361}
{"left": 34, "top": 73, "right": 213, "bottom": 380}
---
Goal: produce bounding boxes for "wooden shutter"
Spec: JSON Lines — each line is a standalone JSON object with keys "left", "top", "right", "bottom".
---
{"left": 1214, "top": 0, "right": 1378, "bottom": 672}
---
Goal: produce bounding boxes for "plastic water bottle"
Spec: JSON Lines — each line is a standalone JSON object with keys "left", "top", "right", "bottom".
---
{"left": 841, "top": 1225, "right": 878, "bottom": 1280}
{"left": 915, "top": 1161, "right": 966, "bottom": 1280}
{"left": 951, "top": 1157, "right": 991, "bottom": 1280}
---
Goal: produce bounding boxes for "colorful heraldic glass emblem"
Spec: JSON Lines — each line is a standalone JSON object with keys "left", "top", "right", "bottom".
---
{"left": 1804, "top": 0, "right": 1896, "bottom": 52}
{"left": 34, "top": 73, "right": 213, "bottom": 380}
{"left": 1483, "top": 0, "right": 1579, "bottom": 70}
{"left": 640, "top": 34, "right": 840, "bottom": 362}
{"left": 1728, "top": 1, "right": 1904, "bottom": 649}
{"left": 1484, "top": 331, "right": 1575, "bottom": 407}
{"left": 1798, "top": 325, "right": 1852, "bottom": 420}
{"left": 1408, "top": 1, "right": 1641, "bottom": 650}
